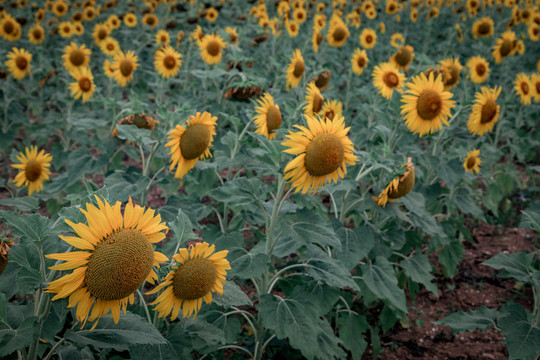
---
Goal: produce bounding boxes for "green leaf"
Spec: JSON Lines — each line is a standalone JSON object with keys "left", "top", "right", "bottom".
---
{"left": 400, "top": 253, "right": 437, "bottom": 294}
{"left": 434, "top": 307, "right": 498, "bottom": 333}
{"left": 498, "top": 304, "right": 540, "bottom": 360}
{"left": 452, "top": 188, "right": 485, "bottom": 221}
{"left": 334, "top": 224, "right": 374, "bottom": 270}
{"left": 209, "top": 177, "right": 266, "bottom": 207}
{"left": 360, "top": 256, "right": 407, "bottom": 313}
{"left": 0, "top": 316, "right": 39, "bottom": 357}
{"left": 0, "top": 211, "right": 51, "bottom": 243}
{"left": 482, "top": 251, "right": 533, "bottom": 282}
{"left": 227, "top": 248, "right": 269, "bottom": 279}
{"left": 438, "top": 239, "right": 465, "bottom": 278}
{"left": 307, "top": 282, "right": 341, "bottom": 316}
{"left": 520, "top": 209, "right": 540, "bottom": 232}
{"left": 438, "top": 158, "right": 464, "bottom": 187}
{"left": 168, "top": 208, "right": 197, "bottom": 248}
{"left": 291, "top": 209, "right": 341, "bottom": 249}
{"left": 0, "top": 293, "right": 6, "bottom": 322}
{"left": 16, "top": 267, "right": 43, "bottom": 293}
{"left": 129, "top": 342, "right": 179, "bottom": 360}
{"left": 315, "top": 318, "right": 346, "bottom": 360}
{"left": 305, "top": 247, "right": 360, "bottom": 291}
{"left": 0, "top": 197, "right": 39, "bottom": 211}
{"left": 338, "top": 313, "right": 368, "bottom": 360}
{"left": 182, "top": 317, "right": 226, "bottom": 351}
{"left": 212, "top": 281, "right": 252, "bottom": 307}
{"left": 8, "top": 241, "right": 40, "bottom": 271}
{"left": 116, "top": 124, "right": 154, "bottom": 145}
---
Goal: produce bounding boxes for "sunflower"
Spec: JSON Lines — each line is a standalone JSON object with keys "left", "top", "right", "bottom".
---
{"left": 400, "top": 72, "right": 456, "bottom": 137}
{"left": 292, "top": 7, "right": 307, "bottom": 24}
{"left": 286, "top": 19, "right": 300, "bottom": 37}
{"left": 438, "top": 57, "right": 463, "bottom": 90}
{"left": 35, "top": 8, "right": 45, "bottom": 23}
{"left": 84, "top": 7, "right": 97, "bottom": 21}
{"left": 390, "top": 32, "right": 404, "bottom": 47}
{"left": 165, "top": 112, "right": 217, "bottom": 179}
{"left": 372, "top": 62, "right": 406, "bottom": 100}
{"left": 531, "top": 73, "right": 540, "bottom": 102}
{"left": 11, "top": 146, "right": 52, "bottom": 195}
{"left": 351, "top": 48, "right": 368, "bottom": 75}
{"left": 326, "top": 18, "right": 349, "bottom": 47}
{"left": 346, "top": 12, "right": 361, "bottom": 28}
{"left": 529, "top": 24, "right": 539, "bottom": 41}
{"left": 58, "top": 21, "right": 75, "bottom": 38}
{"left": 359, "top": 28, "right": 377, "bottom": 49}
{"left": 0, "top": 240, "right": 14, "bottom": 277}
{"left": 205, "top": 8, "right": 219, "bottom": 22}
{"left": 514, "top": 73, "right": 532, "bottom": 105}
{"left": 99, "top": 36, "right": 120, "bottom": 56}
{"left": 45, "top": 196, "right": 168, "bottom": 330}
{"left": 386, "top": 0, "right": 400, "bottom": 14}
{"left": 373, "top": 158, "right": 414, "bottom": 207}
{"left": 0, "top": 14, "right": 22, "bottom": 41}
{"left": 314, "top": 14, "right": 327, "bottom": 29}
{"left": 5, "top": 47, "right": 32, "bottom": 80}
{"left": 28, "top": 23, "right": 45, "bottom": 44}
{"left": 281, "top": 114, "right": 358, "bottom": 194}
{"left": 103, "top": 59, "right": 115, "bottom": 78}
{"left": 492, "top": 30, "right": 517, "bottom": 63}
{"left": 191, "top": 25, "right": 205, "bottom": 45}
{"left": 472, "top": 17, "right": 494, "bottom": 39}
{"left": 312, "top": 27, "right": 323, "bottom": 52}
{"left": 455, "top": 23, "right": 464, "bottom": 42}
{"left": 466, "top": 56, "right": 490, "bottom": 84}
{"left": 198, "top": 33, "right": 226, "bottom": 65}
{"left": 155, "top": 29, "right": 170, "bottom": 46}
{"left": 92, "top": 23, "right": 110, "bottom": 45}
{"left": 107, "top": 15, "right": 121, "bottom": 30}
{"left": 467, "top": 86, "right": 501, "bottom": 136}
{"left": 410, "top": 6, "right": 419, "bottom": 22}
{"left": 112, "top": 50, "right": 138, "bottom": 87}
{"left": 285, "top": 49, "right": 305, "bottom": 90}
{"left": 225, "top": 27, "right": 238, "bottom": 45}
{"left": 463, "top": 150, "right": 481, "bottom": 173}
{"left": 147, "top": 242, "right": 230, "bottom": 320}
{"left": 253, "top": 92, "right": 282, "bottom": 140}
{"left": 63, "top": 42, "right": 91, "bottom": 74}
{"left": 142, "top": 13, "right": 159, "bottom": 28}
{"left": 69, "top": 67, "right": 95, "bottom": 103}
{"left": 124, "top": 12, "right": 137, "bottom": 27}
{"left": 303, "top": 82, "right": 324, "bottom": 117}
{"left": 390, "top": 45, "right": 414, "bottom": 71}
{"left": 320, "top": 99, "right": 343, "bottom": 121}
{"left": 73, "top": 22, "right": 84, "bottom": 36}
{"left": 71, "top": 11, "right": 84, "bottom": 23}
{"left": 515, "top": 40, "right": 525, "bottom": 55}
{"left": 154, "top": 46, "right": 182, "bottom": 79}
{"left": 53, "top": 0, "right": 68, "bottom": 17}
{"left": 313, "top": 70, "right": 331, "bottom": 91}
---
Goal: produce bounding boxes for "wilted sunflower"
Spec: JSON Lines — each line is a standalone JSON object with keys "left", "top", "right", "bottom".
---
{"left": 467, "top": 86, "right": 501, "bottom": 136}
{"left": 69, "top": 67, "right": 95, "bottom": 103}
{"left": 472, "top": 17, "right": 494, "bottom": 39}
{"left": 492, "top": 30, "right": 517, "bottom": 63}
{"left": 326, "top": 18, "right": 349, "bottom": 47}
{"left": 373, "top": 158, "right": 414, "bottom": 207}
{"left": 92, "top": 23, "right": 110, "bottom": 46}
{"left": 253, "top": 92, "right": 282, "bottom": 140}
{"left": 154, "top": 46, "right": 182, "bottom": 79}
{"left": 155, "top": 29, "right": 170, "bottom": 45}
{"left": 165, "top": 112, "right": 217, "bottom": 179}
{"left": 5, "top": 47, "right": 32, "bottom": 80}
{"left": 11, "top": 146, "right": 52, "bottom": 195}
{"left": 463, "top": 150, "right": 481, "bottom": 173}
{"left": 359, "top": 28, "right": 377, "bottom": 49}
{"left": 281, "top": 114, "right": 358, "bottom": 194}
{"left": 439, "top": 57, "right": 463, "bottom": 90}
{"left": 142, "top": 13, "right": 159, "bottom": 28}
{"left": 0, "top": 240, "right": 14, "bottom": 277}
{"left": 199, "top": 33, "right": 226, "bottom": 65}
{"left": 112, "top": 50, "right": 138, "bottom": 87}
{"left": 285, "top": 49, "right": 305, "bottom": 90}
{"left": 400, "top": 72, "right": 456, "bottom": 137}
{"left": 304, "top": 81, "right": 324, "bottom": 116}
{"left": 124, "top": 12, "right": 137, "bottom": 27}
{"left": 531, "top": 73, "right": 540, "bottom": 102}
{"left": 514, "top": 73, "right": 532, "bottom": 105}
{"left": 351, "top": 48, "right": 368, "bottom": 75}
{"left": 63, "top": 42, "right": 91, "bottom": 74}
{"left": 0, "top": 14, "right": 22, "bottom": 41}
{"left": 466, "top": 56, "right": 490, "bottom": 84}
{"left": 372, "top": 62, "right": 406, "bottom": 100}
{"left": 390, "top": 45, "right": 414, "bottom": 71}
{"left": 148, "top": 242, "right": 230, "bottom": 320}
{"left": 28, "top": 23, "right": 45, "bottom": 44}
{"left": 45, "top": 196, "right": 168, "bottom": 329}
{"left": 313, "top": 70, "right": 331, "bottom": 91}
{"left": 320, "top": 99, "right": 343, "bottom": 121}
{"left": 112, "top": 114, "right": 159, "bottom": 137}
{"left": 99, "top": 36, "right": 120, "bottom": 56}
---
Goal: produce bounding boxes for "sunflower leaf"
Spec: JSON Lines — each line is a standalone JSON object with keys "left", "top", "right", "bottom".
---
{"left": 290, "top": 209, "right": 341, "bottom": 250}
{"left": 400, "top": 253, "right": 437, "bottom": 295}
{"left": 0, "top": 211, "right": 51, "bottom": 244}
{"left": 0, "top": 316, "right": 40, "bottom": 357}
{"left": 0, "top": 197, "right": 39, "bottom": 212}
{"left": 227, "top": 247, "right": 269, "bottom": 279}
{"left": 338, "top": 313, "right": 369, "bottom": 360}
{"left": 498, "top": 303, "right": 540, "bottom": 360}
{"left": 209, "top": 177, "right": 266, "bottom": 208}
{"left": 212, "top": 281, "right": 252, "bottom": 307}
{"left": 168, "top": 208, "right": 197, "bottom": 248}
{"left": 434, "top": 306, "right": 498, "bottom": 333}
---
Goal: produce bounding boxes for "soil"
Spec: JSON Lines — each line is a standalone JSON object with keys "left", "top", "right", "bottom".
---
{"left": 364, "top": 224, "right": 538, "bottom": 360}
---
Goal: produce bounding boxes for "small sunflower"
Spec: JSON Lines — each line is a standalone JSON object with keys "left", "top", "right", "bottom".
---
{"left": 28, "top": 23, "right": 45, "bottom": 44}
{"left": 467, "top": 86, "right": 501, "bottom": 136}
{"left": 304, "top": 81, "right": 324, "bottom": 116}
{"left": 99, "top": 36, "right": 120, "bottom": 56}
{"left": 53, "top": 0, "right": 68, "bottom": 17}
{"left": 326, "top": 18, "right": 350, "bottom": 47}
{"left": 154, "top": 46, "right": 182, "bottom": 79}
{"left": 58, "top": 21, "right": 75, "bottom": 38}
{"left": 165, "top": 112, "right": 218, "bottom": 179}
{"left": 84, "top": 7, "right": 97, "bottom": 21}
{"left": 285, "top": 49, "right": 305, "bottom": 90}
{"left": 312, "top": 28, "right": 323, "bottom": 52}
{"left": 359, "top": 28, "right": 377, "bottom": 49}
{"left": 124, "top": 13, "right": 137, "bottom": 27}
{"left": 390, "top": 45, "right": 414, "bottom": 71}
{"left": 147, "top": 242, "right": 230, "bottom": 320}
{"left": 492, "top": 30, "right": 517, "bottom": 63}
{"left": 142, "top": 13, "right": 159, "bottom": 28}
{"left": 112, "top": 50, "right": 139, "bottom": 87}
{"left": 529, "top": 24, "right": 539, "bottom": 41}
{"left": 45, "top": 196, "right": 168, "bottom": 329}
{"left": 103, "top": 59, "right": 115, "bottom": 78}
{"left": 351, "top": 48, "right": 368, "bottom": 75}
{"left": 472, "top": 17, "right": 495, "bottom": 39}
{"left": 11, "top": 146, "right": 52, "bottom": 195}
{"left": 63, "top": 42, "right": 91, "bottom": 74}
{"left": 372, "top": 62, "right": 406, "bottom": 100}
{"left": 286, "top": 19, "right": 300, "bottom": 37}
{"left": 313, "top": 14, "right": 327, "bottom": 29}
{"left": 191, "top": 26, "right": 205, "bottom": 45}
{"left": 1, "top": 14, "right": 22, "bottom": 42}
{"left": 155, "top": 29, "right": 170, "bottom": 46}
{"left": 320, "top": 99, "right": 343, "bottom": 121}
{"left": 69, "top": 67, "right": 95, "bottom": 103}
{"left": 531, "top": 73, "right": 540, "bottom": 102}
{"left": 463, "top": 150, "right": 481, "bottom": 173}
{"left": 198, "top": 33, "right": 226, "bottom": 65}
{"left": 455, "top": 23, "right": 464, "bottom": 42}
{"left": 281, "top": 114, "right": 358, "bottom": 194}
{"left": 205, "top": 8, "right": 219, "bottom": 22}
{"left": 225, "top": 27, "right": 238, "bottom": 45}
{"left": 515, "top": 40, "right": 525, "bottom": 55}
{"left": 390, "top": 32, "right": 405, "bottom": 47}
{"left": 400, "top": 72, "right": 456, "bottom": 137}
{"left": 292, "top": 7, "right": 307, "bottom": 24}
{"left": 253, "top": 92, "right": 282, "bottom": 140}
{"left": 92, "top": 23, "right": 110, "bottom": 46}
{"left": 439, "top": 57, "right": 463, "bottom": 90}
{"left": 5, "top": 47, "right": 32, "bottom": 80}
{"left": 466, "top": 56, "right": 490, "bottom": 84}
{"left": 73, "top": 22, "right": 84, "bottom": 36}
{"left": 373, "top": 158, "right": 415, "bottom": 207}
{"left": 514, "top": 73, "right": 532, "bottom": 105}
{"left": 410, "top": 7, "right": 419, "bottom": 22}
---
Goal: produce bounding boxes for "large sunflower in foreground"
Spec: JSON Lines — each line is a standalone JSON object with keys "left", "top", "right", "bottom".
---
{"left": 467, "top": 86, "right": 501, "bottom": 136}
{"left": 463, "top": 150, "right": 481, "bottom": 173}
{"left": 165, "top": 112, "right": 217, "bottom": 179}
{"left": 466, "top": 56, "right": 490, "bottom": 84}
{"left": 11, "top": 146, "right": 52, "bottom": 195}
{"left": 112, "top": 50, "right": 139, "bottom": 87}
{"left": 253, "top": 92, "right": 282, "bottom": 140}
{"left": 199, "top": 33, "right": 226, "bottom": 65}
{"left": 148, "top": 242, "right": 230, "bottom": 320}
{"left": 285, "top": 49, "right": 305, "bottom": 90}
{"left": 5, "top": 47, "right": 32, "bottom": 80}
{"left": 373, "top": 157, "right": 415, "bottom": 207}
{"left": 400, "top": 72, "right": 456, "bottom": 137}
{"left": 46, "top": 197, "right": 168, "bottom": 330}
{"left": 281, "top": 114, "right": 358, "bottom": 194}
{"left": 154, "top": 46, "right": 182, "bottom": 79}
{"left": 372, "top": 62, "right": 406, "bottom": 99}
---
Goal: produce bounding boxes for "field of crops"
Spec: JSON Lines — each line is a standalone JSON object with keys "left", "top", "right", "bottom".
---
{"left": 0, "top": 0, "right": 539, "bottom": 359}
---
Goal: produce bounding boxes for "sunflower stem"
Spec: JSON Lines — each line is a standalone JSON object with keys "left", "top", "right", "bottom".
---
{"left": 265, "top": 175, "right": 286, "bottom": 256}
{"left": 136, "top": 289, "right": 153, "bottom": 325}
{"left": 339, "top": 164, "right": 372, "bottom": 223}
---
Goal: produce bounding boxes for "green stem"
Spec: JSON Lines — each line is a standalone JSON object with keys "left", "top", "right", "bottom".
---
{"left": 43, "top": 338, "right": 65, "bottom": 360}
{"left": 136, "top": 289, "right": 153, "bottom": 324}
{"left": 265, "top": 175, "right": 286, "bottom": 255}
{"left": 338, "top": 163, "right": 373, "bottom": 223}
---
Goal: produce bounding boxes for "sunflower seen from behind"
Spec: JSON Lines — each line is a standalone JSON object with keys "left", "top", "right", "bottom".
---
{"left": 5, "top": 47, "right": 32, "bottom": 80}
{"left": 69, "top": 67, "right": 95, "bottom": 103}
{"left": 286, "top": 49, "right": 305, "bottom": 90}
{"left": 492, "top": 30, "right": 517, "bottom": 63}
{"left": 373, "top": 62, "right": 406, "bottom": 100}
{"left": 253, "top": 93, "right": 282, "bottom": 140}
{"left": 45, "top": 196, "right": 169, "bottom": 329}
{"left": 463, "top": 150, "right": 481, "bottom": 173}
{"left": 154, "top": 46, "right": 182, "bottom": 79}
{"left": 373, "top": 157, "right": 415, "bottom": 207}
{"left": 11, "top": 146, "right": 52, "bottom": 196}
{"left": 351, "top": 48, "right": 368, "bottom": 75}
{"left": 165, "top": 112, "right": 217, "bottom": 179}
{"left": 467, "top": 86, "right": 501, "bottom": 136}
{"left": 466, "top": 56, "right": 490, "bottom": 84}
{"left": 281, "top": 114, "right": 358, "bottom": 194}
{"left": 112, "top": 50, "right": 138, "bottom": 87}
{"left": 199, "top": 33, "right": 226, "bottom": 65}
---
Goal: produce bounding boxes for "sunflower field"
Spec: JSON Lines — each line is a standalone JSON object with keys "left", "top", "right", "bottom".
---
{"left": 0, "top": 0, "right": 540, "bottom": 359}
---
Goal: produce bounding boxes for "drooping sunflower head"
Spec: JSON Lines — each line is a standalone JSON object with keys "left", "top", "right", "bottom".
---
{"left": 45, "top": 196, "right": 168, "bottom": 329}
{"left": 113, "top": 113, "right": 160, "bottom": 137}
{"left": 472, "top": 17, "right": 495, "bottom": 39}
{"left": 467, "top": 86, "right": 501, "bottom": 136}
{"left": 11, "top": 145, "right": 52, "bottom": 195}
{"left": 439, "top": 57, "right": 463, "bottom": 90}
{"left": 372, "top": 62, "right": 406, "bottom": 100}
{"left": 285, "top": 49, "right": 305, "bottom": 90}
{"left": 281, "top": 114, "right": 358, "bottom": 194}
{"left": 374, "top": 158, "right": 415, "bottom": 207}
{"left": 198, "top": 33, "right": 226, "bottom": 65}
{"left": 303, "top": 81, "right": 324, "bottom": 117}
{"left": 359, "top": 28, "right": 377, "bottom": 49}
{"left": 320, "top": 99, "right": 343, "bottom": 122}
{"left": 5, "top": 47, "right": 32, "bottom": 80}
{"left": 69, "top": 66, "right": 95, "bottom": 103}
{"left": 0, "top": 240, "right": 14, "bottom": 277}
{"left": 225, "top": 27, "right": 238, "bottom": 45}
{"left": 154, "top": 45, "right": 182, "bottom": 79}
{"left": 514, "top": 73, "right": 532, "bottom": 105}
{"left": 351, "top": 48, "right": 368, "bottom": 75}
{"left": 463, "top": 149, "right": 481, "bottom": 173}
{"left": 254, "top": 92, "right": 282, "bottom": 140}
{"left": 390, "top": 45, "right": 415, "bottom": 71}
{"left": 112, "top": 50, "right": 139, "bottom": 87}
{"left": 62, "top": 42, "right": 91, "bottom": 73}
{"left": 314, "top": 70, "right": 331, "bottom": 91}
{"left": 466, "top": 56, "right": 490, "bottom": 84}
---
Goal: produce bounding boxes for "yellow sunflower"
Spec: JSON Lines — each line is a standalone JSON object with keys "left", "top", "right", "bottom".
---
{"left": 191, "top": 25, "right": 205, "bottom": 45}
{"left": 515, "top": 40, "right": 525, "bottom": 55}
{"left": 320, "top": 99, "right": 343, "bottom": 121}
{"left": 528, "top": 24, "right": 539, "bottom": 41}
{"left": 124, "top": 12, "right": 137, "bottom": 27}
{"left": 390, "top": 32, "right": 405, "bottom": 47}
{"left": 292, "top": 7, "right": 307, "bottom": 24}
{"left": 472, "top": 17, "right": 495, "bottom": 39}
{"left": 286, "top": 19, "right": 300, "bottom": 37}
{"left": 63, "top": 42, "right": 91, "bottom": 74}
{"left": 45, "top": 196, "right": 168, "bottom": 330}
{"left": 455, "top": 23, "right": 464, "bottom": 42}
{"left": 53, "top": 0, "right": 68, "bottom": 17}
{"left": 467, "top": 86, "right": 501, "bottom": 136}
{"left": 312, "top": 27, "right": 323, "bottom": 52}
{"left": 107, "top": 15, "right": 121, "bottom": 30}
{"left": 99, "top": 36, "right": 120, "bottom": 56}
{"left": 439, "top": 57, "right": 463, "bottom": 90}
{"left": 165, "top": 112, "right": 218, "bottom": 179}
{"left": 281, "top": 114, "right": 358, "bottom": 194}
{"left": 225, "top": 27, "right": 238, "bottom": 45}
{"left": 372, "top": 62, "right": 406, "bottom": 100}
{"left": 285, "top": 49, "right": 305, "bottom": 90}
{"left": 142, "top": 13, "right": 159, "bottom": 28}
{"left": 28, "top": 23, "right": 45, "bottom": 44}
{"left": 531, "top": 73, "right": 540, "bottom": 102}
{"left": 58, "top": 21, "right": 75, "bottom": 38}
{"left": 198, "top": 33, "right": 226, "bottom": 65}
{"left": 92, "top": 23, "right": 110, "bottom": 46}
{"left": 390, "top": 45, "right": 414, "bottom": 71}
{"left": 103, "top": 59, "right": 115, "bottom": 78}
{"left": 69, "top": 67, "right": 95, "bottom": 103}
{"left": 463, "top": 150, "right": 481, "bottom": 173}
{"left": 400, "top": 72, "right": 456, "bottom": 137}
{"left": 313, "top": 14, "right": 327, "bottom": 29}
{"left": 304, "top": 81, "right": 324, "bottom": 117}
{"left": 5, "top": 47, "right": 32, "bottom": 80}
{"left": 253, "top": 92, "right": 282, "bottom": 140}
{"left": 373, "top": 158, "right": 414, "bottom": 207}
{"left": 514, "top": 73, "right": 532, "bottom": 105}
{"left": 326, "top": 18, "right": 349, "bottom": 47}
{"left": 71, "top": 11, "right": 84, "bottom": 24}
{"left": 205, "top": 8, "right": 219, "bottom": 22}
{"left": 11, "top": 146, "right": 52, "bottom": 195}
{"left": 155, "top": 29, "right": 170, "bottom": 46}
{"left": 466, "top": 56, "right": 490, "bottom": 84}
{"left": 359, "top": 28, "right": 377, "bottom": 49}
{"left": 410, "top": 7, "right": 419, "bottom": 22}
{"left": 84, "top": 6, "right": 96, "bottom": 21}
{"left": 351, "top": 48, "right": 368, "bottom": 75}
{"left": 147, "top": 242, "right": 230, "bottom": 320}
{"left": 492, "top": 30, "right": 517, "bottom": 63}
{"left": 73, "top": 22, "right": 84, "bottom": 36}
{"left": 154, "top": 46, "right": 182, "bottom": 79}
{"left": 112, "top": 50, "right": 139, "bottom": 87}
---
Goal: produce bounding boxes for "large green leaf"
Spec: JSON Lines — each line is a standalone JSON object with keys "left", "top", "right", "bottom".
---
{"left": 209, "top": 177, "right": 266, "bottom": 207}
{"left": 334, "top": 224, "right": 374, "bottom": 270}
{"left": 360, "top": 256, "right": 407, "bottom": 313}
{"left": 227, "top": 247, "right": 269, "bottom": 279}
{"left": 167, "top": 208, "right": 197, "bottom": 248}
{"left": 212, "top": 281, "right": 252, "bottom": 307}
{"left": 482, "top": 251, "right": 533, "bottom": 282}
{"left": 116, "top": 124, "right": 155, "bottom": 145}
{"left": 0, "top": 197, "right": 39, "bottom": 211}
{"left": 434, "top": 307, "right": 498, "bottom": 333}
{"left": 290, "top": 209, "right": 341, "bottom": 249}
{"left": 498, "top": 304, "right": 540, "bottom": 360}
{"left": 438, "top": 239, "right": 465, "bottom": 278}
{"left": 0, "top": 316, "right": 39, "bottom": 357}
{"left": 338, "top": 313, "right": 369, "bottom": 360}
{"left": 305, "top": 247, "right": 359, "bottom": 291}
{"left": 0, "top": 211, "right": 51, "bottom": 243}
{"left": 452, "top": 188, "right": 485, "bottom": 221}
{"left": 400, "top": 253, "right": 437, "bottom": 294}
